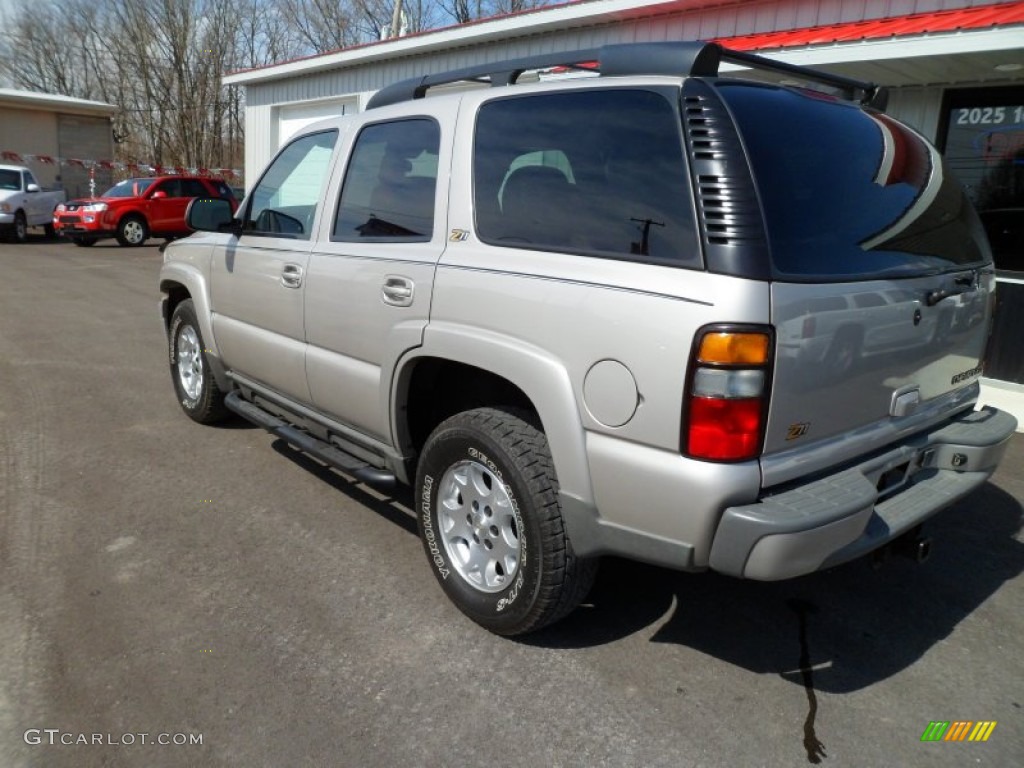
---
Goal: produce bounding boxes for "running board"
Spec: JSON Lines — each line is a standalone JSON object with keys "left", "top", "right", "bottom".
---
{"left": 225, "top": 391, "right": 396, "bottom": 486}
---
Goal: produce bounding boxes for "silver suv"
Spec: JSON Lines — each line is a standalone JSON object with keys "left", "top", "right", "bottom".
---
{"left": 160, "top": 42, "right": 1017, "bottom": 635}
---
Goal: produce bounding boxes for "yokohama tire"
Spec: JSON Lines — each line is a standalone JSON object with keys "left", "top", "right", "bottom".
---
{"left": 168, "top": 299, "right": 228, "bottom": 424}
{"left": 415, "top": 407, "right": 596, "bottom": 636}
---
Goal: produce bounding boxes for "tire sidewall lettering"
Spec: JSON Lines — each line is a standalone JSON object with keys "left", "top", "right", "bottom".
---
{"left": 466, "top": 446, "right": 528, "bottom": 612}
{"left": 419, "top": 473, "right": 450, "bottom": 581}
{"left": 169, "top": 307, "right": 201, "bottom": 411}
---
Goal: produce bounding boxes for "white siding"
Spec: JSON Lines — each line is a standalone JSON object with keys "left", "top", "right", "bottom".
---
{"left": 277, "top": 98, "right": 357, "bottom": 145}
{"left": 236, "top": 0, "right": 1005, "bottom": 180}
{"left": 244, "top": 105, "right": 275, "bottom": 192}
{"left": 885, "top": 85, "right": 945, "bottom": 139}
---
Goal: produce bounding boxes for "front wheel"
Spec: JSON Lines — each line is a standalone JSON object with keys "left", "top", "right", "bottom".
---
{"left": 416, "top": 407, "right": 596, "bottom": 636}
{"left": 12, "top": 211, "right": 27, "bottom": 243}
{"left": 168, "top": 299, "right": 228, "bottom": 423}
{"left": 116, "top": 215, "right": 148, "bottom": 247}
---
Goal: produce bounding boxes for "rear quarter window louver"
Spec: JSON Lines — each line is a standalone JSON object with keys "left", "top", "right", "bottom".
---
{"left": 682, "top": 80, "right": 770, "bottom": 278}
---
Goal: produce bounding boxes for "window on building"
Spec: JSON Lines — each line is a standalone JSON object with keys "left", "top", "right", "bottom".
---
{"left": 473, "top": 89, "right": 698, "bottom": 266}
{"left": 246, "top": 129, "right": 338, "bottom": 240}
{"left": 940, "top": 87, "right": 1024, "bottom": 275}
{"left": 333, "top": 119, "right": 440, "bottom": 241}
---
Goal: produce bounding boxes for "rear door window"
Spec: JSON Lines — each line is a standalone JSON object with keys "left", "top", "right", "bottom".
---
{"left": 333, "top": 118, "right": 440, "bottom": 241}
{"left": 717, "top": 83, "right": 991, "bottom": 280}
{"left": 473, "top": 89, "right": 699, "bottom": 266}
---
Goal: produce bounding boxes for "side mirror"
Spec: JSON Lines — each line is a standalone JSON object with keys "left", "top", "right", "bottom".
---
{"left": 187, "top": 197, "right": 239, "bottom": 234}
{"left": 150, "top": 190, "right": 168, "bottom": 199}
{"left": 26, "top": 183, "right": 40, "bottom": 193}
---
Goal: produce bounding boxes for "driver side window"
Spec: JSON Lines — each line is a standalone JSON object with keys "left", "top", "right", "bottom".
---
{"left": 245, "top": 130, "right": 338, "bottom": 240}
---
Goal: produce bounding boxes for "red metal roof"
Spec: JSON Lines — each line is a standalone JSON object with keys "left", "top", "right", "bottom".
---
{"left": 717, "top": 1, "right": 1024, "bottom": 51}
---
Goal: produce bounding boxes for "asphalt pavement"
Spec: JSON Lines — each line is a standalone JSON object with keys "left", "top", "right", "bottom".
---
{"left": 1, "top": 236, "right": 1022, "bottom": 767}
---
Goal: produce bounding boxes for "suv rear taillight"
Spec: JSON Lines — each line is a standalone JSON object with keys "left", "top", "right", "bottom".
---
{"left": 684, "top": 327, "right": 773, "bottom": 461}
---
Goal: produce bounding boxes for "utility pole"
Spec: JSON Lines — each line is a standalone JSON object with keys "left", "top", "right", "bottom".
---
{"left": 390, "top": 0, "right": 404, "bottom": 39}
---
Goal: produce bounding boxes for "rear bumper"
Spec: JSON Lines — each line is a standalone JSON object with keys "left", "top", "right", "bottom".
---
{"left": 709, "top": 406, "right": 1017, "bottom": 580}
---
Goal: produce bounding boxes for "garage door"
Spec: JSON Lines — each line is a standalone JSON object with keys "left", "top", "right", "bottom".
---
{"left": 277, "top": 99, "right": 356, "bottom": 146}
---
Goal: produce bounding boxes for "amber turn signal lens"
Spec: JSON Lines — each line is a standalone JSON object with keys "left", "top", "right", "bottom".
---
{"left": 697, "top": 332, "right": 770, "bottom": 365}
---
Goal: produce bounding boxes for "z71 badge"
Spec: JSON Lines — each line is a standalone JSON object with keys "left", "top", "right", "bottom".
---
{"left": 787, "top": 423, "right": 810, "bottom": 441}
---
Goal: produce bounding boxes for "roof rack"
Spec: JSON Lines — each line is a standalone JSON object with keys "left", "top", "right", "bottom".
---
{"left": 365, "top": 41, "right": 887, "bottom": 111}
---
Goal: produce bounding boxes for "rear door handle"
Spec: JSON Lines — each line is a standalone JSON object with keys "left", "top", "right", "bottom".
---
{"left": 281, "top": 263, "right": 303, "bottom": 289}
{"left": 382, "top": 275, "right": 414, "bottom": 307}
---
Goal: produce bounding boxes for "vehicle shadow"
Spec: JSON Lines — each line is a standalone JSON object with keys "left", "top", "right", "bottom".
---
{"left": 3, "top": 234, "right": 63, "bottom": 245}
{"left": 269, "top": 438, "right": 418, "bottom": 536}
{"left": 207, "top": 413, "right": 259, "bottom": 430}
{"left": 524, "top": 481, "right": 1024, "bottom": 694}
{"left": 264, "top": 426, "right": 1023, "bottom": 694}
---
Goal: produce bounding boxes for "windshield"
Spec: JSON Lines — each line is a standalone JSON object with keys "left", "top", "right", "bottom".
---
{"left": 717, "top": 83, "right": 991, "bottom": 280}
{"left": 102, "top": 178, "right": 155, "bottom": 198}
{"left": 0, "top": 169, "right": 20, "bottom": 190}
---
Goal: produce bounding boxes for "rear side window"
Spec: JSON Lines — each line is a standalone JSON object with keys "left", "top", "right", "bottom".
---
{"left": 333, "top": 118, "right": 440, "bottom": 241}
{"left": 473, "top": 89, "right": 699, "bottom": 266}
{"left": 211, "top": 181, "right": 235, "bottom": 200}
{"left": 718, "top": 83, "right": 991, "bottom": 279}
{"left": 180, "top": 179, "right": 209, "bottom": 198}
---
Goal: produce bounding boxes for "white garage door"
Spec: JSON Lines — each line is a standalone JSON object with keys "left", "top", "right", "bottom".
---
{"left": 277, "top": 99, "right": 357, "bottom": 146}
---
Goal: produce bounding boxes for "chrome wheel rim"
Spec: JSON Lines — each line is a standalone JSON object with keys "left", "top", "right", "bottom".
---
{"left": 176, "top": 325, "right": 203, "bottom": 401}
{"left": 123, "top": 219, "right": 144, "bottom": 244}
{"left": 438, "top": 460, "right": 520, "bottom": 593}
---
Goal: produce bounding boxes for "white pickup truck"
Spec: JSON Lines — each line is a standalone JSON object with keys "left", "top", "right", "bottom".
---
{"left": 0, "top": 164, "right": 66, "bottom": 242}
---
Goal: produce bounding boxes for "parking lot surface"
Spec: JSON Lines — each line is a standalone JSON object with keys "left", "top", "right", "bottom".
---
{"left": 1, "top": 237, "right": 1022, "bottom": 767}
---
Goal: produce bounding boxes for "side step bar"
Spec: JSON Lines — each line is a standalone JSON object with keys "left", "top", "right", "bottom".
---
{"left": 225, "top": 391, "right": 396, "bottom": 486}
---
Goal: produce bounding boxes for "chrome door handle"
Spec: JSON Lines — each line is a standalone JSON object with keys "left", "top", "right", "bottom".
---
{"left": 281, "top": 263, "right": 303, "bottom": 289}
{"left": 382, "top": 275, "right": 414, "bottom": 307}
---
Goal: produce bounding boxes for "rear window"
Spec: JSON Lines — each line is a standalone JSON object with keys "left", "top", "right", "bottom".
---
{"left": 473, "top": 89, "right": 699, "bottom": 266}
{"left": 718, "top": 83, "right": 991, "bottom": 280}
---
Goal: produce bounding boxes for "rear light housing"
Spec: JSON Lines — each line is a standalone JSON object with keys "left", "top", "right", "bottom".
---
{"left": 683, "top": 325, "right": 773, "bottom": 462}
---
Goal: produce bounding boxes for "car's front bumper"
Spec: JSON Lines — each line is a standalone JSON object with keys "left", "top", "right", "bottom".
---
{"left": 709, "top": 406, "right": 1017, "bottom": 579}
{"left": 53, "top": 214, "right": 109, "bottom": 237}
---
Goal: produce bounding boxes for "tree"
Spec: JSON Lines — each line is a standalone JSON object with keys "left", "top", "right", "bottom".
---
{"left": 0, "top": 0, "right": 560, "bottom": 175}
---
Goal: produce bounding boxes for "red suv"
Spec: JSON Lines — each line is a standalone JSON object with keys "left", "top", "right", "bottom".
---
{"left": 54, "top": 176, "right": 238, "bottom": 247}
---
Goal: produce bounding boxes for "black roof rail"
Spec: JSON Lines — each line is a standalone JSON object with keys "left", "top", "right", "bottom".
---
{"left": 366, "top": 41, "right": 886, "bottom": 110}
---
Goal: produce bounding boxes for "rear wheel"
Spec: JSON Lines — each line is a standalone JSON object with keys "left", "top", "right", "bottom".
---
{"left": 168, "top": 299, "right": 228, "bottom": 423}
{"left": 416, "top": 407, "right": 596, "bottom": 636}
{"left": 116, "top": 215, "right": 148, "bottom": 247}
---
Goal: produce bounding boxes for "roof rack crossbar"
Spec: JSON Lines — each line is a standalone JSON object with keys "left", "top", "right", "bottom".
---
{"left": 368, "top": 48, "right": 602, "bottom": 109}
{"left": 365, "top": 41, "right": 886, "bottom": 111}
